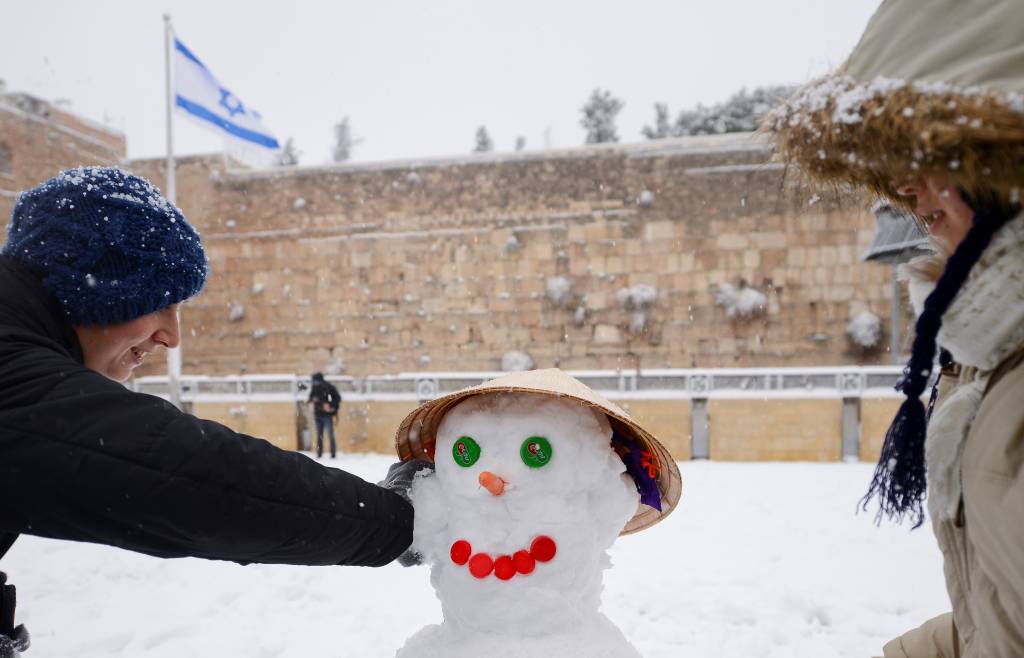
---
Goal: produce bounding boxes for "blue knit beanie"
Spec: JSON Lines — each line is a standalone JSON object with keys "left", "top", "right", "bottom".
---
{"left": 2, "top": 167, "right": 208, "bottom": 325}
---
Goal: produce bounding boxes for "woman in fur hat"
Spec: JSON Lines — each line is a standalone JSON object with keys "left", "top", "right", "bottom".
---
{"left": 766, "top": 1, "right": 1024, "bottom": 656}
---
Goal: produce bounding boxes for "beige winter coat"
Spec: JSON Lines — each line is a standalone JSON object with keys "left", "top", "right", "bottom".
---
{"left": 884, "top": 215, "right": 1024, "bottom": 658}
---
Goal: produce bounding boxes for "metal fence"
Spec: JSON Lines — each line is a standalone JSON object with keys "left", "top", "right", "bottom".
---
{"left": 132, "top": 366, "right": 908, "bottom": 403}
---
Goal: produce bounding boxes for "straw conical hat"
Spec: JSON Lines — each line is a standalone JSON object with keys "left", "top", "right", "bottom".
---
{"left": 394, "top": 368, "right": 682, "bottom": 535}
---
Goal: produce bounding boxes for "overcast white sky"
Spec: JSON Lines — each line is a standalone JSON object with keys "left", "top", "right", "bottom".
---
{"left": 3, "top": 0, "right": 880, "bottom": 165}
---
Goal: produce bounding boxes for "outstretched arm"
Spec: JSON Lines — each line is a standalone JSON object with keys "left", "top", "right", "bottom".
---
{"left": 0, "top": 354, "right": 412, "bottom": 567}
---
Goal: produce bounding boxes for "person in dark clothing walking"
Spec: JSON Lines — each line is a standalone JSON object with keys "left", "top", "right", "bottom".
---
{"left": 308, "top": 372, "right": 341, "bottom": 458}
{"left": 0, "top": 167, "right": 425, "bottom": 654}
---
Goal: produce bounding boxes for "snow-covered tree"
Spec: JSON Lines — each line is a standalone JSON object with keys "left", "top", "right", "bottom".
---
{"left": 580, "top": 88, "right": 624, "bottom": 144}
{"left": 515, "top": 136, "right": 526, "bottom": 151}
{"left": 332, "top": 116, "right": 354, "bottom": 163}
{"left": 643, "top": 85, "right": 797, "bottom": 139}
{"left": 473, "top": 126, "right": 493, "bottom": 153}
{"left": 275, "top": 138, "right": 301, "bottom": 166}
{"left": 641, "top": 103, "right": 672, "bottom": 140}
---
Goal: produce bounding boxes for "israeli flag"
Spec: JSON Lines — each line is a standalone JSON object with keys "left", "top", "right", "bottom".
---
{"left": 173, "top": 37, "right": 280, "bottom": 155}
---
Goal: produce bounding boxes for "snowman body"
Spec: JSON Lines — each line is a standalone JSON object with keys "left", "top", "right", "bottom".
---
{"left": 397, "top": 392, "right": 641, "bottom": 658}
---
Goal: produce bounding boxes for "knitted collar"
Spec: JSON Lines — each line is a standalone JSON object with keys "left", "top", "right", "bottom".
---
{"left": 938, "top": 211, "right": 1024, "bottom": 371}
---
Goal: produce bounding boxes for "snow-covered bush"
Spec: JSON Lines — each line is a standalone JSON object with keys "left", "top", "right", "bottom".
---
{"left": 573, "top": 305, "right": 587, "bottom": 327}
{"left": 228, "top": 303, "right": 245, "bottom": 322}
{"left": 616, "top": 284, "right": 658, "bottom": 335}
{"left": 545, "top": 276, "right": 574, "bottom": 307}
{"left": 847, "top": 311, "right": 882, "bottom": 350}
{"left": 501, "top": 350, "right": 534, "bottom": 372}
{"left": 616, "top": 284, "right": 657, "bottom": 309}
{"left": 714, "top": 283, "right": 767, "bottom": 319}
{"left": 629, "top": 311, "right": 649, "bottom": 334}
{"left": 637, "top": 189, "right": 655, "bottom": 207}
{"left": 323, "top": 357, "right": 345, "bottom": 376}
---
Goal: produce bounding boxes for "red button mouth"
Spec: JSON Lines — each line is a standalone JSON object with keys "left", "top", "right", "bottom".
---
{"left": 450, "top": 535, "right": 558, "bottom": 581}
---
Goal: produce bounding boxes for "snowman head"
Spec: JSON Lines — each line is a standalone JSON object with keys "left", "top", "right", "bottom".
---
{"left": 396, "top": 368, "right": 681, "bottom": 535}
{"left": 435, "top": 392, "right": 633, "bottom": 525}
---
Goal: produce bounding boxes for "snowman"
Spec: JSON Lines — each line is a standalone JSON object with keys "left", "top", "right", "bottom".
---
{"left": 393, "top": 369, "right": 681, "bottom": 658}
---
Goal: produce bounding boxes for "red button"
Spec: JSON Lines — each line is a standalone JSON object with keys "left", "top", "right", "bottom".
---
{"left": 468, "top": 553, "right": 494, "bottom": 578}
{"left": 450, "top": 540, "right": 472, "bottom": 566}
{"left": 530, "top": 535, "right": 557, "bottom": 562}
{"left": 512, "top": 549, "right": 535, "bottom": 575}
{"left": 493, "top": 555, "right": 515, "bottom": 580}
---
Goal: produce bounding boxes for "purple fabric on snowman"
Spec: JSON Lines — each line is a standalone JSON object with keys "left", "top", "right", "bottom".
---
{"left": 611, "top": 430, "right": 662, "bottom": 511}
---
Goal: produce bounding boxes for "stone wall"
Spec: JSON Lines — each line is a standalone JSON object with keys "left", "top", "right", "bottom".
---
{"left": 1, "top": 93, "right": 906, "bottom": 379}
{"left": 127, "top": 134, "right": 904, "bottom": 378}
{"left": 0, "top": 93, "right": 125, "bottom": 223}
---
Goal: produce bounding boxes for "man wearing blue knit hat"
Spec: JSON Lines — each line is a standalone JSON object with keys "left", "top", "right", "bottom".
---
{"left": 0, "top": 167, "right": 425, "bottom": 654}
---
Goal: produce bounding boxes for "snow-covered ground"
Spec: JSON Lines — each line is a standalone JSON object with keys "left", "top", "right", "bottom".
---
{"left": 4, "top": 455, "right": 949, "bottom": 658}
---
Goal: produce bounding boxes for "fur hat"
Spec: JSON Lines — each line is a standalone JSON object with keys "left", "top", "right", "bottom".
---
{"left": 765, "top": 0, "right": 1024, "bottom": 209}
{"left": 394, "top": 368, "right": 682, "bottom": 535}
{"left": 2, "top": 167, "right": 208, "bottom": 325}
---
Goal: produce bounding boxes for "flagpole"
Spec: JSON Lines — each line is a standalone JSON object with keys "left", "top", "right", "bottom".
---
{"left": 164, "top": 13, "right": 183, "bottom": 410}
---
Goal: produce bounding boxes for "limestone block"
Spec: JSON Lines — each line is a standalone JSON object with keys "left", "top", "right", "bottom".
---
{"left": 751, "top": 231, "right": 788, "bottom": 249}
{"left": 351, "top": 251, "right": 373, "bottom": 268}
{"left": 594, "top": 324, "right": 623, "bottom": 344}
{"left": 584, "top": 222, "right": 608, "bottom": 241}
{"left": 586, "top": 290, "right": 610, "bottom": 310}
{"left": 716, "top": 233, "right": 749, "bottom": 250}
{"left": 643, "top": 221, "right": 675, "bottom": 241}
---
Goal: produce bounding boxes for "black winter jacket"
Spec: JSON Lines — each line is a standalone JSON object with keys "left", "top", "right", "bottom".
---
{"left": 309, "top": 380, "right": 342, "bottom": 418}
{"left": 0, "top": 256, "right": 412, "bottom": 567}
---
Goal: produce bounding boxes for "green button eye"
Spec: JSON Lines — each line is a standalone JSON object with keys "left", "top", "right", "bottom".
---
{"left": 452, "top": 436, "right": 481, "bottom": 467}
{"left": 520, "top": 436, "right": 553, "bottom": 468}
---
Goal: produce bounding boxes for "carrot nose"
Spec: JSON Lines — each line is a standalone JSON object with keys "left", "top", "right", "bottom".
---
{"left": 478, "top": 471, "right": 506, "bottom": 496}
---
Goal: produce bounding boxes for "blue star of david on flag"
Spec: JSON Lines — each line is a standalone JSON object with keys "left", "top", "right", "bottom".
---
{"left": 172, "top": 36, "right": 280, "bottom": 152}
{"left": 218, "top": 90, "right": 246, "bottom": 117}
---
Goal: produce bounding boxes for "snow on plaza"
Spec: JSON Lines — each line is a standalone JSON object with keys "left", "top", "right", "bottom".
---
{"left": 6, "top": 454, "right": 949, "bottom": 658}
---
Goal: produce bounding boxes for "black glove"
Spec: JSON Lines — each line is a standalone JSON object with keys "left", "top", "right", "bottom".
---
{"left": 379, "top": 459, "right": 434, "bottom": 504}
{"left": 379, "top": 459, "right": 435, "bottom": 566}
{"left": 0, "top": 626, "right": 28, "bottom": 658}
{"left": 0, "top": 573, "right": 27, "bottom": 658}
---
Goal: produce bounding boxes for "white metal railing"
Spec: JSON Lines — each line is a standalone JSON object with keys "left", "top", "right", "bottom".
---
{"left": 131, "top": 365, "right": 908, "bottom": 403}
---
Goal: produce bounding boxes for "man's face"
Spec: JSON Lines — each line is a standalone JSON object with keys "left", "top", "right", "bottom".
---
{"left": 895, "top": 176, "right": 974, "bottom": 249}
{"left": 73, "top": 304, "right": 181, "bottom": 382}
